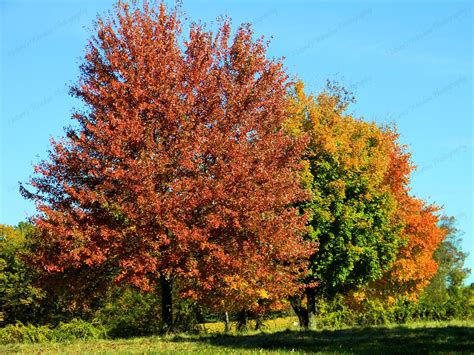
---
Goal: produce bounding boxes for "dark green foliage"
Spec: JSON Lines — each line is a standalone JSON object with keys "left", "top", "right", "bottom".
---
{"left": 0, "top": 224, "right": 45, "bottom": 325}
{"left": 93, "top": 287, "right": 162, "bottom": 338}
{"left": 307, "top": 159, "right": 401, "bottom": 298}
{"left": 173, "top": 299, "right": 201, "bottom": 333}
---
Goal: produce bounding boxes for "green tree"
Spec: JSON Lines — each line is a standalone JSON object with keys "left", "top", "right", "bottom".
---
{"left": 422, "top": 216, "right": 471, "bottom": 304}
{"left": 0, "top": 224, "right": 45, "bottom": 325}
{"left": 286, "top": 82, "right": 403, "bottom": 327}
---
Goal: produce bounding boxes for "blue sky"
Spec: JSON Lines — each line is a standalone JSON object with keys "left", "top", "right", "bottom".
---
{"left": 1, "top": 0, "right": 472, "bottom": 282}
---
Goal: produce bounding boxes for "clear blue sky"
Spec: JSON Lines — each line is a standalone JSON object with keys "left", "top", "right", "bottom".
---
{"left": 1, "top": 0, "right": 472, "bottom": 283}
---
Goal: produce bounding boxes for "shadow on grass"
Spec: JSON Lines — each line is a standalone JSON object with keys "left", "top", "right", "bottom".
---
{"left": 171, "top": 326, "right": 474, "bottom": 353}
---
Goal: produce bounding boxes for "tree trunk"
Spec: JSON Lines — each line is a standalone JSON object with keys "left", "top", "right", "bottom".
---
{"left": 224, "top": 312, "right": 231, "bottom": 333}
{"left": 290, "top": 297, "right": 309, "bottom": 329}
{"left": 160, "top": 275, "right": 173, "bottom": 332}
{"left": 255, "top": 316, "right": 263, "bottom": 330}
{"left": 306, "top": 288, "right": 316, "bottom": 329}
{"left": 195, "top": 307, "right": 205, "bottom": 324}
{"left": 236, "top": 310, "right": 248, "bottom": 331}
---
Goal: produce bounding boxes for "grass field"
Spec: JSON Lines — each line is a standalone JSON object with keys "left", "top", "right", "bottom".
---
{"left": 1, "top": 319, "right": 473, "bottom": 354}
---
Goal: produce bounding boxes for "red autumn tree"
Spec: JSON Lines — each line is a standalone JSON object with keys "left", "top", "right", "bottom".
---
{"left": 21, "top": 1, "right": 311, "bottom": 330}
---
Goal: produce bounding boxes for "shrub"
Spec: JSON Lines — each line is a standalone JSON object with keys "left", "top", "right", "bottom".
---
{"left": 313, "top": 296, "right": 357, "bottom": 328}
{"left": 0, "top": 323, "right": 52, "bottom": 344}
{"left": 173, "top": 299, "right": 200, "bottom": 333}
{"left": 93, "top": 287, "right": 162, "bottom": 338}
{"left": 354, "top": 303, "right": 390, "bottom": 326}
{"left": 0, "top": 320, "right": 106, "bottom": 345}
{"left": 51, "top": 319, "right": 107, "bottom": 342}
{"left": 311, "top": 295, "right": 474, "bottom": 330}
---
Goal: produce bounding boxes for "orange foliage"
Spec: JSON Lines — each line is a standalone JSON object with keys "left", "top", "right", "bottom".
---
{"left": 359, "top": 132, "right": 445, "bottom": 302}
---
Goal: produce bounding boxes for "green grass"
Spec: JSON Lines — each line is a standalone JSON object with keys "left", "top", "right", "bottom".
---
{"left": 1, "top": 320, "right": 473, "bottom": 354}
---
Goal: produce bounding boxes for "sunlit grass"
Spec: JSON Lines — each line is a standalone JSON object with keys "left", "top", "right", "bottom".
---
{"left": 200, "top": 316, "right": 300, "bottom": 333}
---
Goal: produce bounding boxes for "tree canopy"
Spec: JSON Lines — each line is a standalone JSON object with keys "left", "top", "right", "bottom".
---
{"left": 21, "top": 2, "right": 312, "bottom": 330}
{"left": 285, "top": 81, "right": 445, "bottom": 326}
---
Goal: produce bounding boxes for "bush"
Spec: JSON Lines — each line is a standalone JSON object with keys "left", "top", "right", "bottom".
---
{"left": 313, "top": 295, "right": 357, "bottom": 328}
{"left": 92, "top": 287, "right": 162, "bottom": 338}
{"left": 355, "top": 301, "right": 394, "bottom": 326}
{"left": 0, "top": 323, "right": 52, "bottom": 344}
{"left": 51, "top": 319, "right": 106, "bottom": 342}
{"left": 311, "top": 295, "right": 473, "bottom": 330}
{"left": 0, "top": 320, "right": 106, "bottom": 345}
{"left": 173, "top": 299, "right": 201, "bottom": 333}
